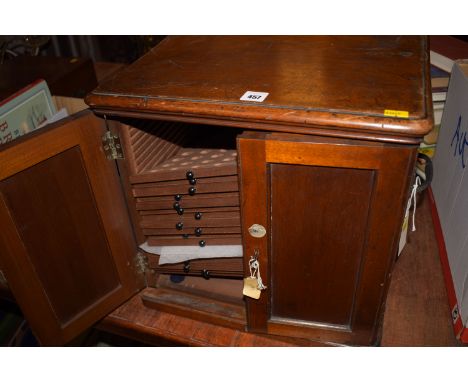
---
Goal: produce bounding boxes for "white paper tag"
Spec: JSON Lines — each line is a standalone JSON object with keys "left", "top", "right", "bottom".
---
{"left": 243, "top": 277, "right": 261, "bottom": 299}
{"left": 240, "top": 91, "right": 269, "bottom": 103}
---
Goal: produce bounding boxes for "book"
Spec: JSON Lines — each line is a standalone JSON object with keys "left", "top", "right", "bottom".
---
{"left": 432, "top": 91, "right": 447, "bottom": 102}
{"left": 418, "top": 101, "right": 445, "bottom": 159}
{"left": 0, "top": 79, "right": 56, "bottom": 145}
{"left": 420, "top": 62, "right": 449, "bottom": 159}
{"left": 430, "top": 53, "right": 451, "bottom": 104}
{"left": 429, "top": 37, "right": 468, "bottom": 109}
{"left": 431, "top": 64, "right": 450, "bottom": 89}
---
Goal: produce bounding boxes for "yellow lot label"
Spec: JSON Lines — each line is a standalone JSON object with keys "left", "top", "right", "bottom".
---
{"left": 384, "top": 109, "right": 409, "bottom": 118}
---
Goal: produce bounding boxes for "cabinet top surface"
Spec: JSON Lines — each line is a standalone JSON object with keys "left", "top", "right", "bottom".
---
{"left": 86, "top": 36, "right": 432, "bottom": 139}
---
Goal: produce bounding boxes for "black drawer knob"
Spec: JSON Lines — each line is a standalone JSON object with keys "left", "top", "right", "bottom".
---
{"left": 201, "top": 269, "right": 210, "bottom": 280}
{"left": 195, "top": 227, "right": 202, "bottom": 237}
{"left": 194, "top": 212, "right": 202, "bottom": 220}
{"left": 182, "top": 233, "right": 189, "bottom": 239}
{"left": 176, "top": 222, "right": 183, "bottom": 230}
{"left": 186, "top": 170, "right": 194, "bottom": 180}
{"left": 183, "top": 261, "right": 191, "bottom": 273}
{"left": 173, "top": 202, "right": 180, "bottom": 210}
{"left": 188, "top": 186, "right": 196, "bottom": 196}
{"left": 199, "top": 240, "right": 206, "bottom": 247}
{"left": 189, "top": 178, "right": 197, "bottom": 185}
{"left": 177, "top": 208, "right": 184, "bottom": 215}
{"left": 174, "top": 194, "right": 182, "bottom": 201}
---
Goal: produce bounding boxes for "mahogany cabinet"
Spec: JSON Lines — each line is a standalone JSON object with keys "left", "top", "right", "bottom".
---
{"left": 0, "top": 36, "right": 433, "bottom": 346}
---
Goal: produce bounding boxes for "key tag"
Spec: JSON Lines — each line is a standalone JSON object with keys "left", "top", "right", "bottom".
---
{"left": 243, "top": 250, "right": 267, "bottom": 300}
{"left": 398, "top": 176, "right": 421, "bottom": 257}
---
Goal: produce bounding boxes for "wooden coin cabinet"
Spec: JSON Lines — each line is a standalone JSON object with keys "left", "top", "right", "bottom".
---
{"left": 0, "top": 36, "right": 433, "bottom": 346}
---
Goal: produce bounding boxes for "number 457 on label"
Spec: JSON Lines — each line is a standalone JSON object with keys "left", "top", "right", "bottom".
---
{"left": 240, "top": 91, "right": 269, "bottom": 103}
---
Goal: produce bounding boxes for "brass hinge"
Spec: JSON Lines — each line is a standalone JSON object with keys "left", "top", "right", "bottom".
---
{"left": 102, "top": 131, "right": 124, "bottom": 160}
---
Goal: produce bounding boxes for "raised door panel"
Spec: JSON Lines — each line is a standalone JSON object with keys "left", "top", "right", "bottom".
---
{"left": 238, "top": 132, "right": 416, "bottom": 345}
{"left": 270, "top": 164, "right": 375, "bottom": 327}
{"left": 0, "top": 111, "right": 141, "bottom": 345}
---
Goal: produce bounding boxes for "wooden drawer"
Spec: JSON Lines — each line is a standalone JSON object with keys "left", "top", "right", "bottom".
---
{"left": 147, "top": 235, "right": 241, "bottom": 246}
{"left": 146, "top": 253, "right": 243, "bottom": 278}
{"left": 136, "top": 192, "right": 240, "bottom": 210}
{"left": 132, "top": 175, "right": 239, "bottom": 197}
{"left": 140, "top": 210, "right": 240, "bottom": 229}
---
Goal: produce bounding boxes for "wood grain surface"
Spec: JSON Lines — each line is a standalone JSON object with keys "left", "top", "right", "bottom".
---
{"left": 0, "top": 147, "right": 120, "bottom": 324}
{"left": 270, "top": 163, "right": 375, "bottom": 326}
{"left": 98, "top": 193, "right": 461, "bottom": 346}
{"left": 237, "top": 131, "right": 418, "bottom": 345}
{"left": 98, "top": 287, "right": 326, "bottom": 347}
{"left": 0, "top": 111, "right": 142, "bottom": 345}
{"left": 86, "top": 36, "right": 432, "bottom": 140}
{"left": 381, "top": 194, "right": 461, "bottom": 346}
{"left": 146, "top": 253, "right": 243, "bottom": 278}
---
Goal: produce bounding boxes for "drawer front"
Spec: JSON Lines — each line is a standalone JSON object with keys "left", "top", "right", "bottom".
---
{"left": 140, "top": 210, "right": 240, "bottom": 229}
{"left": 136, "top": 192, "right": 240, "bottom": 211}
{"left": 146, "top": 253, "right": 243, "bottom": 278}
{"left": 132, "top": 176, "right": 239, "bottom": 197}
{"left": 132, "top": 168, "right": 241, "bottom": 248}
{"left": 147, "top": 235, "right": 242, "bottom": 246}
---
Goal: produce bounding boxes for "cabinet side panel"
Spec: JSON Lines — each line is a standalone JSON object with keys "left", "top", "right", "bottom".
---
{"left": 270, "top": 164, "right": 375, "bottom": 327}
{"left": 0, "top": 147, "right": 120, "bottom": 325}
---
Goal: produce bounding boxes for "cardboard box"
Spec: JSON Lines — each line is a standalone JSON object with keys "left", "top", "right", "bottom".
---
{"left": 52, "top": 95, "right": 88, "bottom": 115}
{"left": 431, "top": 60, "right": 468, "bottom": 342}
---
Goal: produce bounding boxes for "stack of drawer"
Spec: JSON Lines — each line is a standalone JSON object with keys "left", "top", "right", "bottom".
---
{"left": 121, "top": 120, "right": 242, "bottom": 248}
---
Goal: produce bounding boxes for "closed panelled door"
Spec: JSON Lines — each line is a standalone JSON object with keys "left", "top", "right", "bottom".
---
{"left": 270, "top": 163, "right": 375, "bottom": 326}
{"left": 238, "top": 132, "right": 417, "bottom": 345}
{"left": 0, "top": 111, "right": 141, "bottom": 345}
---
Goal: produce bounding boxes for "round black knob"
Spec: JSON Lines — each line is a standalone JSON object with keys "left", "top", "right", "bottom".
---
{"left": 201, "top": 269, "right": 210, "bottom": 280}
{"left": 194, "top": 227, "right": 202, "bottom": 237}
{"left": 186, "top": 170, "right": 194, "bottom": 180}
{"left": 199, "top": 240, "right": 206, "bottom": 247}
{"left": 174, "top": 194, "right": 182, "bottom": 201}
{"left": 177, "top": 207, "right": 184, "bottom": 215}
{"left": 194, "top": 212, "right": 202, "bottom": 220}
{"left": 188, "top": 186, "right": 196, "bottom": 196}
{"left": 182, "top": 233, "right": 189, "bottom": 239}
{"left": 173, "top": 202, "right": 180, "bottom": 210}
{"left": 189, "top": 178, "right": 197, "bottom": 185}
{"left": 176, "top": 222, "right": 183, "bottom": 230}
{"left": 183, "top": 261, "right": 191, "bottom": 273}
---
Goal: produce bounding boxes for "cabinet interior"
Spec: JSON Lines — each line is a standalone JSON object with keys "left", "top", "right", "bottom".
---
{"left": 116, "top": 117, "right": 246, "bottom": 304}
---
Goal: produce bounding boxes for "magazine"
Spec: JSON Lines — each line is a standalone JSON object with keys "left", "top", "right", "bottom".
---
{"left": 0, "top": 79, "right": 56, "bottom": 145}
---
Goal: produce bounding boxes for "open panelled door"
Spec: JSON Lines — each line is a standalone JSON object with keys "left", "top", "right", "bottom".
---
{"left": 0, "top": 111, "right": 141, "bottom": 345}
